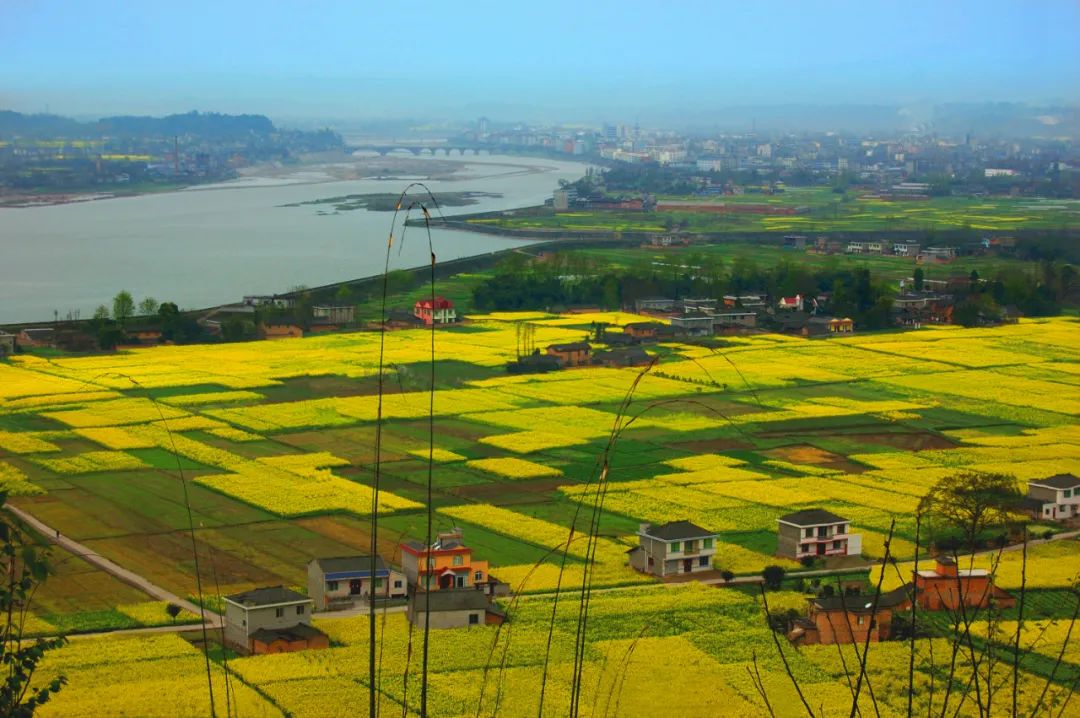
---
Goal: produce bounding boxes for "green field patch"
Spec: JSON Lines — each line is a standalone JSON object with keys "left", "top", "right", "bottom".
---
{"left": 42, "top": 608, "right": 139, "bottom": 633}
{"left": 127, "top": 447, "right": 211, "bottom": 470}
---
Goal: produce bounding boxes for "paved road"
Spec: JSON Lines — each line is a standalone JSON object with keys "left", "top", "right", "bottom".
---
{"left": 5, "top": 503, "right": 219, "bottom": 627}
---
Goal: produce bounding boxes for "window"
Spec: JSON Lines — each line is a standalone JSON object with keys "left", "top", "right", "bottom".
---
{"left": 839, "top": 525, "right": 848, "bottom": 535}
{"left": 833, "top": 540, "right": 842, "bottom": 550}
{"left": 698, "top": 556, "right": 709, "bottom": 567}
{"left": 857, "top": 615, "right": 865, "bottom": 626}
{"left": 394, "top": 580, "right": 403, "bottom": 588}
{"left": 242, "top": 619, "right": 246, "bottom": 627}
{"left": 804, "top": 528, "right": 813, "bottom": 538}
{"left": 456, "top": 575, "right": 465, "bottom": 588}
{"left": 669, "top": 542, "right": 679, "bottom": 554}
{"left": 326, "top": 580, "right": 339, "bottom": 591}
{"left": 296, "top": 605, "right": 304, "bottom": 615}
{"left": 374, "top": 578, "right": 383, "bottom": 589}
{"left": 1065, "top": 489, "right": 1073, "bottom": 498}
{"left": 452, "top": 555, "right": 464, "bottom": 566}
{"left": 468, "top": 613, "right": 479, "bottom": 626}
{"left": 702, "top": 538, "right": 713, "bottom": 549}
{"left": 275, "top": 608, "right": 284, "bottom": 618}
{"left": 474, "top": 571, "right": 483, "bottom": 582}
{"left": 426, "top": 558, "right": 435, "bottom": 570}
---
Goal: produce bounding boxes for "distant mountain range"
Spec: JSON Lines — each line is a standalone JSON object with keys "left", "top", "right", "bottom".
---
{"left": 0, "top": 110, "right": 281, "bottom": 140}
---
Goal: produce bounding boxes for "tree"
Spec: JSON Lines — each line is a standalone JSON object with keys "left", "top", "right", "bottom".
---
{"left": 762, "top": 565, "right": 786, "bottom": 590}
{"left": 0, "top": 493, "right": 66, "bottom": 715}
{"left": 913, "top": 267, "right": 924, "bottom": 292}
{"left": 165, "top": 603, "right": 182, "bottom": 624}
{"left": 138, "top": 297, "right": 159, "bottom": 316}
{"left": 720, "top": 570, "right": 735, "bottom": 583}
{"left": 92, "top": 305, "right": 110, "bottom": 322}
{"left": 919, "top": 471, "right": 1023, "bottom": 550}
{"left": 112, "top": 291, "right": 134, "bottom": 325}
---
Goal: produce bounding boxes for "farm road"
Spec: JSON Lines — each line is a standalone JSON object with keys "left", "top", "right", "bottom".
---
{"left": 5, "top": 503, "right": 217, "bottom": 625}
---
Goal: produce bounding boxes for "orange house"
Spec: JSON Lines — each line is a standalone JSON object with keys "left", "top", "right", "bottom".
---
{"left": 546, "top": 342, "right": 591, "bottom": 367}
{"left": 789, "top": 586, "right": 910, "bottom": 645}
{"left": 400, "top": 529, "right": 490, "bottom": 592}
{"left": 914, "top": 556, "right": 1015, "bottom": 611}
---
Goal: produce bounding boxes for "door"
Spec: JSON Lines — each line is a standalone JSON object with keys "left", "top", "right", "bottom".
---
{"left": 349, "top": 579, "right": 363, "bottom": 595}
{"left": 817, "top": 543, "right": 825, "bottom": 556}
{"left": 683, "top": 559, "right": 693, "bottom": 573}
{"left": 438, "top": 573, "right": 453, "bottom": 590}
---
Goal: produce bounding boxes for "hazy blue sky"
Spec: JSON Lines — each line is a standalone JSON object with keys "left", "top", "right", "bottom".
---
{"left": 2, "top": 0, "right": 1078, "bottom": 122}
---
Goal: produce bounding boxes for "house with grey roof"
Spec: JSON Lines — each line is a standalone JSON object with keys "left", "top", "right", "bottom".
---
{"left": 1024, "top": 474, "right": 1080, "bottom": 522}
{"left": 406, "top": 588, "right": 505, "bottom": 629}
{"left": 777, "top": 509, "right": 862, "bottom": 560}
{"left": 307, "top": 556, "right": 407, "bottom": 612}
{"left": 223, "top": 586, "right": 328, "bottom": 654}
{"left": 627, "top": 520, "right": 718, "bottom": 578}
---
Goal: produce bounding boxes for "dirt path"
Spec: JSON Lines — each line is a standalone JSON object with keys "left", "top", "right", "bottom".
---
{"left": 5, "top": 504, "right": 218, "bottom": 625}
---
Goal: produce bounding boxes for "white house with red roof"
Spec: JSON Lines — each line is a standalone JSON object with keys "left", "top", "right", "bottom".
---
{"left": 777, "top": 294, "right": 804, "bottom": 311}
{"left": 413, "top": 296, "right": 457, "bottom": 325}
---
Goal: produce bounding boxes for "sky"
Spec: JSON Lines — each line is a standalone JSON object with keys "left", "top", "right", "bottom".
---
{"left": 2, "top": 0, "right": 1078, "bottom": 124}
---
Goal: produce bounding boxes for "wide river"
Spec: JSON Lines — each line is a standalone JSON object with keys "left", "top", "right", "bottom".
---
{"left": 0, "top": 153, "right": 588, "bottom": 324}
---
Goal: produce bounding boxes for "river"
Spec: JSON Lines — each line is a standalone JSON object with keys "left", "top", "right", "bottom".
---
{"left": 0, "top": 153, "right": 588, "bottom": 324}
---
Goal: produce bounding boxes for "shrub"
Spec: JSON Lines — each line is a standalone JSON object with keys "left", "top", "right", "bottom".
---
{"left": 762, "top": 565, "right": 786, "bottom": 590}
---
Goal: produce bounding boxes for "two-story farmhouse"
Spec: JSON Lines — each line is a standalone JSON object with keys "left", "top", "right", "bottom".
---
{"left": 913, "top": 556, "right": 1015, "bottom": 611}
{"left": 788, "top": 586, "right": 911, "bottom": 645}
{"left": 400, "top": 529, "right": 491, "bottom": 592}
{"left": 1024, "top": 474, "right": 1080, "bottom": 521}
{"left": 627, "top": 520, "right": 718, "bottom": 578}
{"left": 307, "top": 556, "right": 407, "bottom": 612}
{"left": 406, "top": 589, "right": 506, "bottom": 630}
{"left": 223, "top": 586, "right": 329, "bottom": 655}
{"left": 413, "top": 297, "right": 457, "bottom": 325}
{"left": 777, "top": 509, "right": 862, "bottom": 560}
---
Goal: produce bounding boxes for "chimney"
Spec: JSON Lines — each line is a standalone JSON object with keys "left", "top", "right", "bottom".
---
{"left": 935, "top": 555, "right": 958, "bottom": 577}
{"left": 638, "top": 523, "right": 650, "bottom": 535}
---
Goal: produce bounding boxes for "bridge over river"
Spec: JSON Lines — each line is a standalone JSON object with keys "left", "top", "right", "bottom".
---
{"left": 347, "top": 141, "right": 492, "bottom": 156}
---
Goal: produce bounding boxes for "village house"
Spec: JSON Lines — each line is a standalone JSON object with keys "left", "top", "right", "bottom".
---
{"left": 634, "top": 297, "right": 676, "bottom": 314}
{"left": 258, "top": 322, "right": 303, "bottom": 340}
{"left": 669, "top": 312, "right": 715, "bottom": 337}
{"left": 413, "top": 296, "right": 457, "bottom": 325}
{"left": 893, "top": 241, "right": 921, "bottom": 257}
{"left": 400, "top": 529, "right": 492, "bottom": 593}
{"left": 713, "top": 311, "right": 757, "bottom": 330}
{"left": 406, "top": 589, "right": 505, "bottom": 630}
{"left": 546, "top": 341, "right": 592, "bottom": 367}
{"left": 912, "top": 556, "right": 1015, "bottom": 611}
{"left": 777, "top": 509, "right": 862, "bottom": 560}
{"left": 307, "top": 556, "right": 407, "bottom": 612}
{"left": 921, "top": 246, "right": 957, "bottom": 262}
{"left": 592, "top": 347, "right": 652, "bottom": 368}
{"left": 680, "top": 298, "right": 718, "bottom": 313}
{"left": 16, "top": 327, "right": 54, "bottom": 348}
{"left": 223, "top": 586, "right": 329, "bottom": 655}
{"left": 788, "top": 586, "right": 910, "bottom": 645}
{"left": 312, "top": 305, "right": 356, "bottom": 324}
{"left": 627, "top": 520, "right": 719, "bottom": 578}
{"left": 777, "top": 294, "right": 804, "bottom": 311}
{"left": 0, "top": 332, "right": 15, "bottom": 357}
{"left": 805, "top": 316, "right": 853, "bottom": 336}
{"left": 623, "top": 321, "right": 672, "bottom": 342}
{"left": 723, "top": 293, "right": 767, "bottom": 309}
{"left": 1023, "top": 474, "right": 1080, "bottom": 522}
